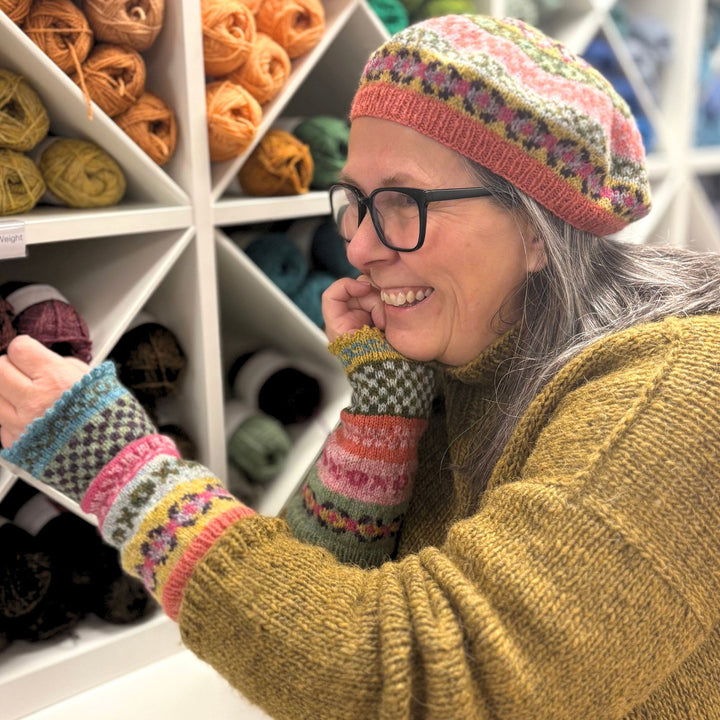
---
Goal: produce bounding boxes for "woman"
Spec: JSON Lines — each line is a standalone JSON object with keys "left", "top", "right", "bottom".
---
{"left": 1, "top": 14, "right": 719, "bottom": 719}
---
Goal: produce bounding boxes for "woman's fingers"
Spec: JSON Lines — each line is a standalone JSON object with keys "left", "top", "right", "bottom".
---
{"left": 322, "top": 276, "right": 384, "bottom": 341}
{"left": 0, "top": 335, "right": 90, "bottom": 448}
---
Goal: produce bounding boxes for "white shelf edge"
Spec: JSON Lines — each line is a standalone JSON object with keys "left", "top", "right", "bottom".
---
{"left": 2, "top": 612, "right": 182, "bottom": 720}
{"left": 213, "top": 191, "right": 330, "bottom": 226}
{"left": 4, "top": 204, "right": 194, "bottom": 245}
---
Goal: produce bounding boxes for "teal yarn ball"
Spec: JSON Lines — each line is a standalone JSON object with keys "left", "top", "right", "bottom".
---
{"left": 311, "top": 220, "right": 356, "bottom": 279}
{"left": 367, "top": 0, "right": 408, "bottom": 34}
{"left": 244, "top": 232, "right": 308, "bottom": 295}
{"left": 227, "top": 413, "right": 293, "bottom": 485}
{"left": 292, "top": 116, "right": 349, "bottom": 189}
{"left": 291, "top": 270, "right": 335, "bottom": 327}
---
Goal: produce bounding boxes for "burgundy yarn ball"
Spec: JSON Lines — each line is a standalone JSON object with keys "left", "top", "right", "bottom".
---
{"left": 0, "top": 296, "right": 16, "bottom": 354}
{"left": 14, "top": 300, "right": 93, "bottom": 363}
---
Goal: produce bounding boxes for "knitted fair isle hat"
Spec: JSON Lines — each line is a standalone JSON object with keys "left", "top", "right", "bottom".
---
{"left": 350, "top": 15, "right": 652, "bottom": 236}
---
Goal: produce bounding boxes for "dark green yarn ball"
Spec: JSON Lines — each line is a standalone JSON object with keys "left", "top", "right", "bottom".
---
{"left": 292, "top": 116, "right": 350, "bottom": 189}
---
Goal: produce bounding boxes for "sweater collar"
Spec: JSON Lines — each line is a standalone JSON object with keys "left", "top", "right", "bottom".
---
{"left": 438, "top": 324, "right": 521, "bottom": 386}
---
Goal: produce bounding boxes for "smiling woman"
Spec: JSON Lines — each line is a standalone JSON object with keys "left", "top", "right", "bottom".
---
{"left": 2, "top": 13, "right": 720, "bottom": 720}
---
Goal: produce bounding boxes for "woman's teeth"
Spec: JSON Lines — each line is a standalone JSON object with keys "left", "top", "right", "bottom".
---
{"left": 380, "top": 288, "right": 434, "bottom": 307}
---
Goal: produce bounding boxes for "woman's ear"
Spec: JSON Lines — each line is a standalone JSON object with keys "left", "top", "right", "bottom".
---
{"left": 527, "top": 234, "right": 547, "bottom": 273}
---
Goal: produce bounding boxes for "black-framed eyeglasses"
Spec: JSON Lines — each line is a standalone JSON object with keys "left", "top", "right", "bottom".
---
{"left": 328, "top": 183, "right": 493, "bottom": 252}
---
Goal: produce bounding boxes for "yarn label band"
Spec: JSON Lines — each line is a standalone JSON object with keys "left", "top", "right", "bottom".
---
{"left": 0, "top": 220, "right": 26, "bottom": 259}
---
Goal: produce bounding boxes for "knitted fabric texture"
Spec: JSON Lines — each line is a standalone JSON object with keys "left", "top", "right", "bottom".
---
{"left": 285, "top": 326, "right": 437, "bottom": 566}
{"left": 350, "top": 14, "right": 652, "bottom": 236}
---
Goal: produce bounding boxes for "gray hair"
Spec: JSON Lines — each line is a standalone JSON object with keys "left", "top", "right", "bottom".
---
{"left": 463, "top": 161, "right": 720, "bottom": 491}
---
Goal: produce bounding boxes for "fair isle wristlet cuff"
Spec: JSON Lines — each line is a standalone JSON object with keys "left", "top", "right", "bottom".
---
{"left": 329, "top": 326, "right": 436, "bottom": 418}
{"left": 1, "top": 361, "right": 156, "bottom": 503}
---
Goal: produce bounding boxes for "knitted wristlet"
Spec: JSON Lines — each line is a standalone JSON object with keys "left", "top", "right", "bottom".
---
{"left": 1, "top": 362, "right": 156, "bottom": 503}
{"left": 286, "top": 326, "right": 436, "bottom": 566}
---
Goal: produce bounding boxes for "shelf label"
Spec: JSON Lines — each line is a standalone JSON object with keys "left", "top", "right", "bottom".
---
{"left": 0, "top": 219, "right": 27, "bottom": 259}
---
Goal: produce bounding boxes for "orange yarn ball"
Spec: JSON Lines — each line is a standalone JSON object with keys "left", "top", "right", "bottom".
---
{"left": 238, "top": 128, "right": 313, "bottom": 196}
{"left": 115, "top": 91, "right": 178, "bottom": 166}
{"left": 82, "top": 0, "right": 165, "bottom": 52}
{"left": 255, "top": 0, "right": 325, "bottom": 59}
{"left": 0, "top": 0, "right": 32, "bottom": 24}
{"left": 206, "top": 80, "right": 263, "bottom": 162}
{"left": 201, "top": 0, "right": 257, "bottom": 77}
{"left": 24, "top": 0, "right": 94, "bottom": 75}
{"left": 73, "top": 43, "right": 147, "bottom": 118}
{"left": 227, "top": 32, "right": 291, "bottom": 106}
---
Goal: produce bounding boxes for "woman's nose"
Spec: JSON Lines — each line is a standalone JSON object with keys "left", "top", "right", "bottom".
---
{"left": 345, "top": 212, "right": 395, "bottom": 268}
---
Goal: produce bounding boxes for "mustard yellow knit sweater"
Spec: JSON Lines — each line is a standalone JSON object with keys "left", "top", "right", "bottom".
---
{"left": 182, "top": 314, "right": 720, "bottom": 719}
{"left": 4, "top": 314, "right": 719, "bottom": 718}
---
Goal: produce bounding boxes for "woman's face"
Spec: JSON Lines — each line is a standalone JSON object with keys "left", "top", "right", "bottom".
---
{"left": 341, "top": 117, "right": 545, "bottom": 366}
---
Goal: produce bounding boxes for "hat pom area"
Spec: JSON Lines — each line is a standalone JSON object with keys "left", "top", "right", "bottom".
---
{"left": 350, "top": 14, "right": 652, "bottom": 236}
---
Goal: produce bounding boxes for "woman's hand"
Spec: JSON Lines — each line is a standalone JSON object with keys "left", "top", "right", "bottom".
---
{"left": 0, "top": 335, "right": 90, "bottom": 449}
{"left": 322, "top": 275, "right": 386, "bottom": 342}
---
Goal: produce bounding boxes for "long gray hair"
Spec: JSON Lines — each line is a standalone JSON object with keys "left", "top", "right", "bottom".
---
{"left": 466, "top": 161, "right": 720, "bottom": 490}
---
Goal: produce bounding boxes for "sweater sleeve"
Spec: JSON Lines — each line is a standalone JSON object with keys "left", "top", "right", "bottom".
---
{"left": 175, "top": 316, "right": 720, "bottom": 720}
{"left": 285, "top": 325, "right": 437, "bottom": 566}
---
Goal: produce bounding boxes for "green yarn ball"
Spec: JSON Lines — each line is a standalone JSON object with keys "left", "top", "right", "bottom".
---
{"left": 291, "top": 270, "right": 336, "bottom": 327}
{"left": 227, "top": 413, "right": 292, "bottom": 485}
{"left": 244, "top": 232, "right": 308, "bottom": 295}
{"left": 415, "top": 0, "right": 475, "bottom": 21}
{"left": 367, "top": 0, "right": 408, "bottom": 34}
{"left": 293, "top": 116, "right": 350, "bottom": 190}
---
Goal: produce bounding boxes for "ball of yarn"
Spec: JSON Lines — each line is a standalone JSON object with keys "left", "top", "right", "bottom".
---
{"left": 82, "top": 0, "right": 165, "bottom": 52}
{"left": 35, "top": 137, "right": 126, "bottom": 208}
{"left": 244, "top": 232, "right": 308, "bottom": 294}
{"left": 290, "top": 270, "right": 335, "bottom": 327}
{"left": 255, "top": 0, "right": 325, "bottom": 59}
{"left": 367, "top": 0, "right": 408, "bottom": 34}
{"left": 292, "top": 115, "right": 349, "bottom": 189}
{"left": 114, "top": 91, "right": 178, "bottom": 166}
{"left": 201, "top": 0, "right": 257, "bottom": 77}
{"left": 0, "top": 69, "right": 50, "bottom": 152}
{"left": 415, "top": 0, "right": 475, "bottom": 21}
{"left": 0, "top": 0, "right": 32, "bottom": 24}
{"left": 238, "top": 128, "right": 313, "bottom": 196}
{"left": 110, "top": 320, "right": 185, "bottom": 405}
{"left": 228, "top": 414, "right": 292, "bottom": 484}
{"left": 24, "top": 0, "right": 94, "bottom": 75}
{"left": 0, "top": 296, "right": 16, "bottom": 353}
{"left": 0, "top": 150, "right": 45, "bottom": 215}
{"left": 206, "top": 80, "right": 263, "bottom": 162}
{"left": 73, "top": 43, "right": 147, "bottom": 118}
{"left": 229, "top": 348, "right": 323, "bottom": 424}
{"left": 311, "top": 220, "right": 355, "bottom": 278}
{"left": 1, "top": 282, "right": 93, "bottom": 362}
{"left": 227, "top": 32, "right": 291, "bottom": 106}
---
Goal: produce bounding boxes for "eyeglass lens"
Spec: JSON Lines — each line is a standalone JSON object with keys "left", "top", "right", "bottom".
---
{"left": 330, "top": 186, "right": 421, "bottom": 251}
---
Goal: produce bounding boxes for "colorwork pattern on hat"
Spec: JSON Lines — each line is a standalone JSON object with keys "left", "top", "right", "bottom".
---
{"left": 350, "top": 15, "right": 652, "bottom": 236}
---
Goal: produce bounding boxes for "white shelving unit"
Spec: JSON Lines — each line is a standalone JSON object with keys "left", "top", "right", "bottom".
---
{"left": 1, "top": 0, "right": 719, "bottom": 717}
